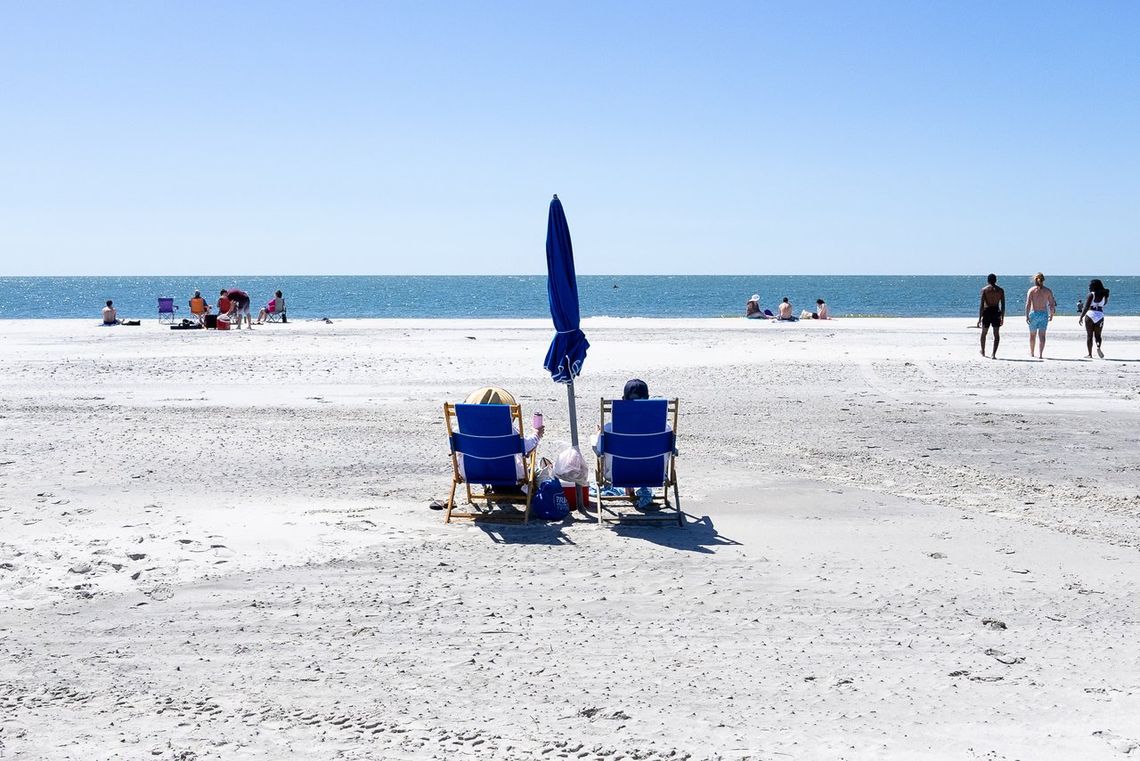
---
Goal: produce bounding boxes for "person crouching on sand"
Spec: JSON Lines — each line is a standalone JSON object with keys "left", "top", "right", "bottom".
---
{"left": 812, "top": 299, "right": 829, "bottom": 319}
{"left": 102, "top": 300, "right": 120, "bottom": 325}
{"left": 1024, "top": 273, "right": 1056, "bottom": 359}
{"left": 745, "top": 294, "right": 763, "bottom": 319}
{"left": 776, "top": 297, "right": 796, "bottom": 321}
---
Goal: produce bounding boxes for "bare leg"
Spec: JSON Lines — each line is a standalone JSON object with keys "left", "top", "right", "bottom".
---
{"left": 1029, "top": 332, "right": 1037, "bottom": 357}
{"left": 1093, "top": 321, "right": 1104, "bottom": 357}
{"left": 1038, "top": 331, "right": 1046, "bottom": 359}
{"left": 991, "top": 325, "right": 1000, "bottom": 358}
{"left": 980, "top": 326, "right": 988, "bottom": 356}
{"left": 1085, "top": 322, "right": 1094, "bottom": 357}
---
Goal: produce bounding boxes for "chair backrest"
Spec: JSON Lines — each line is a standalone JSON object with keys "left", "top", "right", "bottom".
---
{"left": 448, "top": 403, "right": 525, "bottom": 485}
{"left": 601, "top": 398, "right": 676, "bottom": 487}
{"left": 189, "top": 297, "right": 207, "bottom": 315}
{"left": 158, "top": 297, "right": 176, "bottom": 314}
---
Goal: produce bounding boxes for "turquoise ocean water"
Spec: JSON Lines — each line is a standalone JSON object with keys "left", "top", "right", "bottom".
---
{"left": 0, "top": 275, "right": 1136, "bottom": 320}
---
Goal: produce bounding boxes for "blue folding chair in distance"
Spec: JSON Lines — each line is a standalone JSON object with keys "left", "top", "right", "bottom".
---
{"left": 444, "top": 402, "right": 536, "bottom": 524}
{"left": 157, "top": 297, "right": 178, "bottom": 324}
{"left": 594, "top": 398, "right": 681, "bottom": 525}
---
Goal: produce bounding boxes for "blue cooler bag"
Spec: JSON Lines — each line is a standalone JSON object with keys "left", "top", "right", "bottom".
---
{"left": 531, "top": 478, "right": 570, "bottom": 520}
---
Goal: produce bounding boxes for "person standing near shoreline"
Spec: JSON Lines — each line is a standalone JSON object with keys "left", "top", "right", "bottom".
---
{"left": 1024, "top": 273, "right": 1056, "bottom": 359}
{"left": 1078, "top": 278, "right": 1110, "bottom": 358}
{"left": 976, "top": 274, "right": 1005, "bottom": 358}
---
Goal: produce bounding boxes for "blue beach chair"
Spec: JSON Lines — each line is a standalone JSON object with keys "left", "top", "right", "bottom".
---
{"left": 157, "top": 297, "right": 178, "bottom": 324}
{"left": 593, "top": 398, "right": 681, "bottom": 525}
{"left": 444, "top": 402, "right": 536, "bottom": 524}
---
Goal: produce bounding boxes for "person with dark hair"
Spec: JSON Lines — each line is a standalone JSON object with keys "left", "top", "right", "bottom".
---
{"left": 812, "top": 299, "right": 829, "bottom": 320}
{"left": 101, "top": 300, "right": 119, "bottom": 325}
{"left": 776, "top": 297, "right": 796, "bottom": 321}
{"left": 976, "top": 274, "right": 1005, "bottom": 358}
{"left": 1078, "top": 278, "right": 1111, "bottom": 359}
{"left": 593, "top": 379, "right": 666, "bottom": 507}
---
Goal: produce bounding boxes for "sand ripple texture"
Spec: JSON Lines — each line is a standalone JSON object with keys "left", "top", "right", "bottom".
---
{"left": 1, "top": 317, "right": 1139, "bottom": 759}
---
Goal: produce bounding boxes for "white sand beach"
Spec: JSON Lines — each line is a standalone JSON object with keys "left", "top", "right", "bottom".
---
{"left": 2, "top": 316, "right": 1140, "bottom": 760}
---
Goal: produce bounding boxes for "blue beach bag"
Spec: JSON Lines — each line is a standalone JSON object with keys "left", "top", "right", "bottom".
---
{"left": 531, "top": 479, "right": 570, "bottom": 521}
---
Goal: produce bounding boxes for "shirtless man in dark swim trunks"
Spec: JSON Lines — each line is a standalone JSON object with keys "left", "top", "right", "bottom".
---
{"left": 976, "top": 273, "right": 1005, "bottom": 359}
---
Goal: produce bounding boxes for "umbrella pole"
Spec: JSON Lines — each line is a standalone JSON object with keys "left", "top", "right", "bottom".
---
{"left": 566, "top": 378, "right": 580, "bottom": 448}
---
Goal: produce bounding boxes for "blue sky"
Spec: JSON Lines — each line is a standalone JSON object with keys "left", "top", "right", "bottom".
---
{"left": 2, "top": 1, "right": 1137, "bottom": 275}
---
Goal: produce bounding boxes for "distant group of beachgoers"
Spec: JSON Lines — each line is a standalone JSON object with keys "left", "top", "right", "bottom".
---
{"left": 101, "top": 289, "right": 287, "bottom": 329}
{"left": 744, "top": 294, "right": 829, "bottom": 322}
{"left": 976, "top": 274, "right": 1110, "bottom": 360}
{"left": 743, "top": 274, "right": 1113, "bottom": 361}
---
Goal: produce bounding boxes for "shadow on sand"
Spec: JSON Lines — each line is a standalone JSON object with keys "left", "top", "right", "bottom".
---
{"left": 611, "top": 514, "right": 741, "bottom": 554}
{"left": 476, "top": 518, "right": 576, "bottom": 546}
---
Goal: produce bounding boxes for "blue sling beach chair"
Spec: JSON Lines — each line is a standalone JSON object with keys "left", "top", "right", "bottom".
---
{"left": 444, "top": 402, "right": 536, "bottom": 524}
{"left": 593, "top": 397, "right": 681, "bottom": 525}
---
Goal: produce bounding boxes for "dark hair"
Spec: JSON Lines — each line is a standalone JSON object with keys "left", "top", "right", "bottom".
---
{"left": 622, "top": 378, "right": 649, "bottom": 401}
{"left": 220, "top": 289, "right": 228, "bottom": 296}
{"left": 106, "top": 300, "right": 113, "bottom": 307}
{"left": 986, "top": 273, "right": 997, "bottom": 285}
{"left": 816, "top": 299, "right": 825, "bottom": 305}
{"left": 1089, "top": 279, "right": 1108, "bottom": 300}
{"left": 781, "top": 297, "right": 789, "bottom": 303}
{"left": 275, "top": 290, "right": 283, "bottom": 298}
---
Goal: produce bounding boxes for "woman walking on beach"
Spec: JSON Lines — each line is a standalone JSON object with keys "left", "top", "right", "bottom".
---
{"left": 1078, "top": 279, "right": 1110, "bottom": 358}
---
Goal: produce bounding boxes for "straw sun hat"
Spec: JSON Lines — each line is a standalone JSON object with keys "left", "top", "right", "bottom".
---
{"left": 464, "top": 386, "right": 517, "bottom": 405}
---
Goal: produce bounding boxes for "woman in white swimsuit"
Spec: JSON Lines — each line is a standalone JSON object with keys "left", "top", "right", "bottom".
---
{"left": 1078, "top": 278, "right": 1110, "bottom": 359}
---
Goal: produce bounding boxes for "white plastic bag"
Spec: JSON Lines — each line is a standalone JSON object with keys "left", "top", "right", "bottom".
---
{"left": 553, "top": 446, "right": 589, "bottom": 486}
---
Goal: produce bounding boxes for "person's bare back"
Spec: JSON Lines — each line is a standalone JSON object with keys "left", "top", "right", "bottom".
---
{"left": 981, "top": 284, "right": 1004, "bottom": 308}
{"left": 1026, "top": 284, "right": 1056, "bottom": 313}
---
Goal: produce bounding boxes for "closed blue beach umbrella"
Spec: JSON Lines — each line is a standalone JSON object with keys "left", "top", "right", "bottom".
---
{"left": 543, "top": 194, "right": 590, "bottom": 447}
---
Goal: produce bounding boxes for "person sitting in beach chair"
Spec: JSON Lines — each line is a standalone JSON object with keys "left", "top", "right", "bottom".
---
{"left": 256, "top": 290, "right": 287, "bottom": 324}
{"left": 442, "top": 386, "right": 543, "bottom": 524}
{"left": 592, "top": 379, "right": 681, "bottom": 525}
{"left": 188, "top": 290, "right": 211, "bottom": 325}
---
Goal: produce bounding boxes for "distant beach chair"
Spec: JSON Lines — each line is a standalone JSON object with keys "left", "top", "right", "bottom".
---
{"left": 157, "top": 297, "right": 179, "bottom": 324}
{"left": 443, "top": 402, "right": 536, "bottom": 524}
{"left": 593, "top": 397, "right": 681, "bottom": 526}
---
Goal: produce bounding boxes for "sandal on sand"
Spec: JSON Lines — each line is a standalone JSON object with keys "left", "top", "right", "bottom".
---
{"left": 428, "top": 500, "right": 447, "bottom": 511}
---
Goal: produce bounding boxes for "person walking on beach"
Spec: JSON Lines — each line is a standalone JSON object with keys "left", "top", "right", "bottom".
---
{"left": 1024, "top": 273, "right": 1056, "bottom": 358}
{"left": 976, "top": 274, "right": 1005, "bottom": 358}
{"left": 1078, "top": 278, "right": 1110, "bottom": 358}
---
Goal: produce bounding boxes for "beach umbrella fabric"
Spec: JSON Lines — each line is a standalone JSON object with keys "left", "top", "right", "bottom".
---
{"left": 543, "top": 194, "right": 590, "bottom": 446}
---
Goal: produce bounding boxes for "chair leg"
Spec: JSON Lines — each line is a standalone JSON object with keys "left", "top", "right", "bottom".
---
{"left": 445, "top": 480, "right": 459, "bottom": 524}
{"left": 673, "top": 481, "right": 683, "bottom": 526}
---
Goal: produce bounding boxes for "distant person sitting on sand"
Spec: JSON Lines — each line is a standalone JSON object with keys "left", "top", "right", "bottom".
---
{"left": 102, "top": 300, "right": 119, "bottom": 325}
{"left": 776, "top": 297, "right": 796, "bottom": 321}
{"left": 256, "top": 290, "right": 287, "bottom": 324}
{"left": 976, "top": 273, "right": 1005, "bottom": 359}
{"left": 812, "top": 299, "right": 830, "bottom": 319}
{"left": 745, "top": 294, "right": 763, "bottom": 319}
{"left": 1024, "top": 273, "right": 1056, "bottom": 359}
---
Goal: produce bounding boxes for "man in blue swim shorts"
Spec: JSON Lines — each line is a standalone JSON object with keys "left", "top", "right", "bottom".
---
{"left": 1025, "top": 272, "right": 1057, "bottom": 359}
